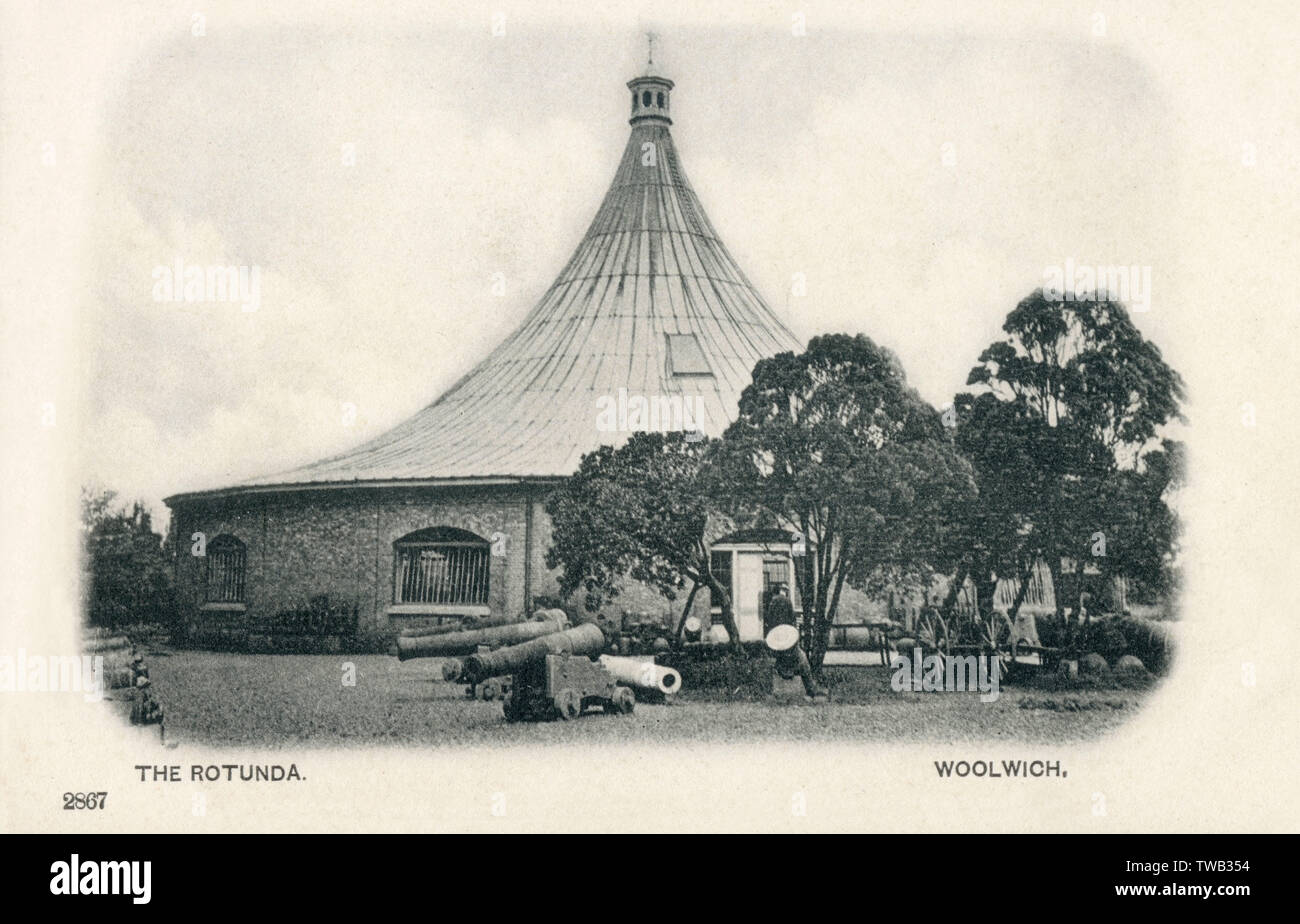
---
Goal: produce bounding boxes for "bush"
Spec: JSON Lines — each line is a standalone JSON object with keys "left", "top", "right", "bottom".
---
{"left": 264, "top": 594, "right": 359, "bottom": 637}
{"left": 659, "top": 647, "right": 774, "bottom": 699}
{"left": 1085, "top": 623, "right": 1128, "bottom": 662}
{"left": 1112, "top": 615, "right": 1175, "bottom": 674}
{"left": 1036, "top": 617, "right": 1061, "bottom": 649}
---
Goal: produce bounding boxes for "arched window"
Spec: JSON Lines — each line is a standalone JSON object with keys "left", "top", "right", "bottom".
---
{"left": 642, "top": 90, "right": 652, "bottom": 108}
{"left": 657, "top": 92, "right": 665, "bottom": 107}
{"left": 393, "top": 527, "right": 490, "bottom": 605}
{"left": 205, "top": 534, "right": 247, "bottom": 603}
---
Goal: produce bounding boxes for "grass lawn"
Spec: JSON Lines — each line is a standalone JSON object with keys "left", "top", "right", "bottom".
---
{"left": 142, "top": 647, "right": 1155, "bottom": 747}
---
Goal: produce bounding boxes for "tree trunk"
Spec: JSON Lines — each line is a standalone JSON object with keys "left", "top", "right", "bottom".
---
{"left": 672, "top": 581, "right": 701, "bottom": 644}
{"left": 698, "top": 553, "right": 745, "bottom": 657}
{"left": 1008, "top": 559, "right": 1034, "bottom": 620}
{"left": 808, "top": 567, "right": 847, "bottom": 675}
{"left": 1078, "top": 535, "right": 1094, "bottom": 630}
{"left": 1047, "top": 552, "right": 1068, "bottom": 647}
{"left": 707, "top": 578, "right": 745, "bottom": 657}
{"left": 800, "top": 569, "right": 833, "bottom": 675}
{"left": 941, "top": 562, "right": 970, "bottom": 620}
{"left": 975, "top": 571, "right": 998, "bottom": 622}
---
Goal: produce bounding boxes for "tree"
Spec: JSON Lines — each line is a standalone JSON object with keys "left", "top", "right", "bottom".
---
{"left": 949, "top": 390, "right": 1064, "bottom": 620}
{"left": 544, "top": 431, "right": 744, "bottom": 650}
{"left": 81, "top": 486, "right": 179, "bottom": 629}
{"left": 717, "top": 333, "right": 976, "bottom": 671}
{"left": 1091, "top": 438, "right": 1185, "bottom": 604}
{"left": 956, "top": 289, "right": 1185, "bottom": 633}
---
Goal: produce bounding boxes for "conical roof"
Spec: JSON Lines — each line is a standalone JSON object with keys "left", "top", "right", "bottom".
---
{"left": 221, "top": 70, "right": 802, "bottom": 493}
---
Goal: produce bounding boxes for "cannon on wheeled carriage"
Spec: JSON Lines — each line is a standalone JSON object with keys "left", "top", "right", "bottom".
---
{"left": 460, "top": 623, "right": 635, "bottom": 721}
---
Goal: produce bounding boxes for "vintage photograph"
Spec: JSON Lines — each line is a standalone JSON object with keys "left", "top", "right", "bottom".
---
{"left": 72, "top": 20, "right": 1184, "bottom": 748}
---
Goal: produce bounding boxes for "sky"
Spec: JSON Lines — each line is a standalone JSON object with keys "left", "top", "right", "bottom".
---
{"left": 82, "top": 19, "right": 1186, "bottom": 518}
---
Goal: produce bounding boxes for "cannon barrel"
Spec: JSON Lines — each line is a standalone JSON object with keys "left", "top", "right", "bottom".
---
{"left": 828, "top": 625, "right": 876, "bottom": 651}
{"left": 765, "top": 625, "right": 824, "bottom": 697}
{"left": 462, "top": 624, "right": 607, "bottom": 683}
{"left": 396, "top": 617, "right": 566, "bottom": 661}
{"left": 402, "top": 609, "right": 568, "bottom": 639}
{"left": 400, "top": 615, "right": 515, "bottom": 639}
{"left": 598, "top": 655, "right": 682, "bottom": 695}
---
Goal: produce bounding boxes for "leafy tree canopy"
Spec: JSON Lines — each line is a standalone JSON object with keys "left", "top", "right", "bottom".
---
{"left": 543, "top": 431, "right": 744, "bottom": 646}
{"left": 956, "top": 289, "right": 1186, "bottom": 620}
{"left": 80, "top": 486, "right": 178, "bottom": 629}
{"left": 717, "top": 333, "right": 976, "bottom": 668}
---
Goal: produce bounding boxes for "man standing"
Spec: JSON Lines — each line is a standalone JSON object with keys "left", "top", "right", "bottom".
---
{"left": 764, "top": 584, "right": 797, "bottom": 680}
{"left": 764, "top": 583, "right": 796, "bottom": 634}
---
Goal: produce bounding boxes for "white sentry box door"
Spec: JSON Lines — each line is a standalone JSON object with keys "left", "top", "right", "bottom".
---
{"left": 733, "top": 553, "right": 766, "bottom": 641}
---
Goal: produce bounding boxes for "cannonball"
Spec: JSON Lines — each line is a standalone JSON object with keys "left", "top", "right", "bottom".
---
{"left": 1114, "top": 654, "right": 1147, "bottom": 674}
{"left": 1079, "top": 652, "right": 1110, "bottom": 675}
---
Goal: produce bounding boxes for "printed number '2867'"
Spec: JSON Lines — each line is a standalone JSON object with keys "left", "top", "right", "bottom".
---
{"left": 63, "top": 792, "right": 107, "bottom": 810}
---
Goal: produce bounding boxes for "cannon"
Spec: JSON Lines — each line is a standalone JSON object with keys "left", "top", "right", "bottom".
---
{"left": 437, "top": 658, "right": 514, "bottom": 701}
{"left": 462, "top": 623, "right": 607, "bottom": 682}
{"left": 400, "top": 614, "right": 515, "bottom": 639}
{"left": 598, "top": 655, "right": 682, "bottom": 697}
{"left": 457, "top": 623, "right": 632, "bottom": 721}
{"left": 765, "top": 624, "right": 827, "bottom": 698}
{"left": 828, "top": 624, "right": 879, "bottom": 651}
{"left": 399, "top": 609, "right": 568, "bottom": 640}
{"left": 395, "top": 616, "right": 567, "bottom": 661}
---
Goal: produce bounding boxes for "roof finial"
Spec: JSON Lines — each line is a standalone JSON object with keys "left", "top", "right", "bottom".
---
{"left": 628, "top": 37, "right": 673, "bottom": 124}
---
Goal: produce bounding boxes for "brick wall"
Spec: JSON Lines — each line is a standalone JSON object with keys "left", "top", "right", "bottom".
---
{"left": 171, "top": 482, "right": 760, "bottom": 643}
{"left": 172, "top": 484, "right": 542, "bottom": 640}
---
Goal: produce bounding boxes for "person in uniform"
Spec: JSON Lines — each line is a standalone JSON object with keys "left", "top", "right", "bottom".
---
{"left": 764, "top": 584, "right": 797, "bottom": 679}
{"left": 764, "top": 583, "right": 796, "bottom": 633}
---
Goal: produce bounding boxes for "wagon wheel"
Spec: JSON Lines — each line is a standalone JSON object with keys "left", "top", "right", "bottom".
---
{"left": 554, "top": 688, "right": 581, "bottom": 721}
{"left": 612, "top": 687, "right": 636, "bottom": 715}
{"left": 979, "top": 611, "right": 1017, "bottom": 679}
{"left": 916, "top": 610, "right": 949, "bottom": 656}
